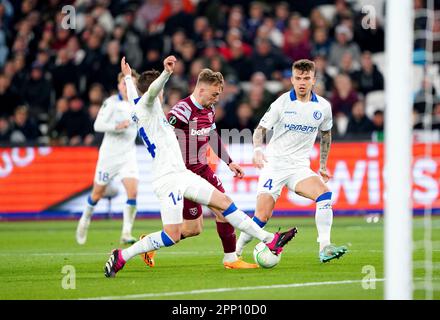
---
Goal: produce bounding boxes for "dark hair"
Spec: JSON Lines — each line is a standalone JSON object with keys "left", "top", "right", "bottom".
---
{"left": 292, "top": 59, "right": 315, "bottom": 74}
{"left": 137, "top": 70, "right": 161, "bottom": 94}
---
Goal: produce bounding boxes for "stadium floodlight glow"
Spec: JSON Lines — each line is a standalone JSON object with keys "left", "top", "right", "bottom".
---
{"left": 384, "top": 0, "right": 414, "bottom": 300}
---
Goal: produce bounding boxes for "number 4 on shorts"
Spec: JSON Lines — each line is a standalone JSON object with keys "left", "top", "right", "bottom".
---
{"left": 263, "top": 179, "right": 273, "bottom": 190}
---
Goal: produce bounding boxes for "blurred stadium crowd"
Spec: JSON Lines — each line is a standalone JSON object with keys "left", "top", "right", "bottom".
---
{"left": 0, "top": 0, "right": 439, "bottom": 146}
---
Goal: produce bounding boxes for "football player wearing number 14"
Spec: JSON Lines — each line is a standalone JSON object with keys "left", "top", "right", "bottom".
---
{"left": 140, "top": 68, "right": 257, "bottom": 270}
{"left": 235, "top": 59, "right": 348, "bottom": 263}
{"left": 103, "top": 56, "right": 297, "bottom": 277}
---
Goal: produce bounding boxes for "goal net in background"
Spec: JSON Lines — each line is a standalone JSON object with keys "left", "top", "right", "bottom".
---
{"left": 411, "top": 0, "right": 440, "bottom": 300}
{"left": 385, "top": 0, "right": 440, "bottom": 300}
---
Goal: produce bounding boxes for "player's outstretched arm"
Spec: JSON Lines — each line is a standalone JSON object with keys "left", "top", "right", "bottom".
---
{"left": 128, "top": 56, "right": 176, "bottom": 109}
{"left": 143, "top": 55, "right": 176, "bottom": 106}
{"left": 319, "top": 130, "right": 332, "bottom": 182}
{"left": 121, "top": 57, "right": 140, "bottom": 105}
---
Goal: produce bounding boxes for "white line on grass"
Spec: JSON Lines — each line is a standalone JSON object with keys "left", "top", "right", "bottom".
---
{"left": 81, "top": 278, "right": 385, "bottom": 300}
{"left": 0, "top": 251, "right": 222, "bottom": 256}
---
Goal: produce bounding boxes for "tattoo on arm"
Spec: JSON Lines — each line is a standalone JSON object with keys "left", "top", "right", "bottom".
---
{"left": 253, "top": 125, "right": 267, "bottom": 148}
{"left": 320, "top": 130, "right": 332, "bottom": 169}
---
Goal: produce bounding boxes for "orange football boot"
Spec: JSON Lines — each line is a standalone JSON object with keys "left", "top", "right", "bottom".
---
{"left": 223, "top": 258, "right": 259, "bottom": 269}
{"left": 139, "top": 234, "right": 156, "bottom": 268}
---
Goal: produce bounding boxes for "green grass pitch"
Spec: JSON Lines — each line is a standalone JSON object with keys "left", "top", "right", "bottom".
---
{"left": 0, "top": 216, "right": 439, "bottom": 300}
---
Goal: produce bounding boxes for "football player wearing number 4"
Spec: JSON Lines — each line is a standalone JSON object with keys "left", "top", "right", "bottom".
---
{"left": 103, "top": 56, "right": 297, "bottom": 278}
{"left": 76, "top": 71, "right": 140, "bottom": 246}
{"left": 236, "top": 59, "right": 348, "bottom": 263}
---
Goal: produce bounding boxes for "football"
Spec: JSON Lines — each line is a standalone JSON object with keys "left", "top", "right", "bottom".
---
{"left": 253, "top": 241, "right": 281, "bottom": 268}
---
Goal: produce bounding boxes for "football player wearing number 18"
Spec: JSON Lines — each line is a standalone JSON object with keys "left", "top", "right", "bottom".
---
{"left": 235, "top": 59, "right": 348, "bottom": 263}
{"left": 76, "top": 71, "right": 140, "bottom": 246}
{"left": 103, "top": 56, "right": 297, "bottom": 278}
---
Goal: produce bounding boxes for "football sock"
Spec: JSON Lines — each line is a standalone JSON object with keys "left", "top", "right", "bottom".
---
{"left": 315, "top": 192, "right": 333, "bottom": 251}
{"left": 82, "top": 195, "right": 97, "bottom": 218}
{"left": 122, "top": 199, "right": 137, "bottom": 237}
{"left": 216, "top": 221, "right": 236, "bottom": 254}
{"left": 223, "top": 203, "right": 273, "bottom": 244}
{"left": 236, "top": 216, "right": 267, "bottom": 256}
{"left": 121, "top": 230, "right": 174, "bottom": 261}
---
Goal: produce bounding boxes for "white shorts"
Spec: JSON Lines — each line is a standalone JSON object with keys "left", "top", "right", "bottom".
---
{"left": 94, "top": 153, "right": 139, "bottom": 185}
{"left": 152, "top": 170, "right": 216, "bottom": 225}
{"left": 256, "top": 165, "right": 319, "bottom": 201}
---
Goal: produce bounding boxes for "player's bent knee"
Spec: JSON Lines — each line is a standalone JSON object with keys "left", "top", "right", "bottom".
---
{"left": 209, "top": 190, "right": 233, "bottom": 211}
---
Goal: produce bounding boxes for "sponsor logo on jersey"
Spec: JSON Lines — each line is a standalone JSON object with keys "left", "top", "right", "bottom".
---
{"left": 284, "top": 123, "right": 317, "bottom": 133}
{"left": 284, "top": 111, "right": 297, "bottom": 114}
{"left": 191, "top": 127, "right": 211, "bottom": 136}
{"left": 313, "top": 110, "right": 322, "bottom": 120}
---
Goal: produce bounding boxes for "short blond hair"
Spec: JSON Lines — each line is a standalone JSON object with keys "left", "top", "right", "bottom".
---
{"left": 196, "top": 68, "right": 224, "bottom": 88}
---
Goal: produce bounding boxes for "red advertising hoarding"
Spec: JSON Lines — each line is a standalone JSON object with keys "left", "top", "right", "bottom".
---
{"left": 0, "top": 143, "right": 439, "bottom": 218}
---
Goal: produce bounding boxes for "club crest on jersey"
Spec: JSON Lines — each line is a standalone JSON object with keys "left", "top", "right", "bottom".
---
{"left": 208, "top": 112, "right": 214, "bottom": 123}
{"left": 131, "top": 112, "right": 139, "bottom": 123}
{"left": 189, "top": 207, "right": 198, "bottom": 216}
{"left": 313, "top": 110, "right": 322, "bottom": 120}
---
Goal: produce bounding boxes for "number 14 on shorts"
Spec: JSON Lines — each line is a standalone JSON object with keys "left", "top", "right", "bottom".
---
{"left": 169, "top": 191, "right": 183, "bottom": 205}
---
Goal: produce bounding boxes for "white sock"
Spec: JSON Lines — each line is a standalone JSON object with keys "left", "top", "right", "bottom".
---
{"left": 223, "top": 204, "right": 273, "bottom": 244}
{"left": 223, "top": 252, "right": 238, "bottom": 263}
{"left": 236, "top": 216, "right": 267, "bottom": 256}
{"left": 315, "top": 193, "right": 333, "bottom": 251}
{"left": 122, "top": 201, "right": 137, "bottom": 237}
{"left": 121, "top": 230, "right": 174, "bottom": 261}
{"left": 82, "top": 205, "right": 94, "bottom": 219}
{"left": 82, "top": 195, "right": 97, "bottom": 219}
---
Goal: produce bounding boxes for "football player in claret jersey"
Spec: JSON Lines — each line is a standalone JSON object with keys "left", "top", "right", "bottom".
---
{"left": 139, "top": 69, "right": 257, "bottom": 269}
{"left": 103, "top": 56, "right": 297, "bottom": 277}
{"left": 236, "top": 59, "right": 348, "bottom": 263}
{"left": 76, "top": 71, "right": 140, "bottom": 245}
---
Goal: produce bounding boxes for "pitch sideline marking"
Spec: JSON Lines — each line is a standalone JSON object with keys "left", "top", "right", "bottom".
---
{"left": 81, "top": 278, "right": 385, "bottom": 300}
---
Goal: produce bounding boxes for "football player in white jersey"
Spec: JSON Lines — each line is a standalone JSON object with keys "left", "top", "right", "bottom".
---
{"left": 103, "top": 56, "right": 298, "bottom": 277}
{"left": 76, "top": 71, "right": 140, "bottom": 245}
{"left": 236, "top": 59, "right": 348, "bottom": 263}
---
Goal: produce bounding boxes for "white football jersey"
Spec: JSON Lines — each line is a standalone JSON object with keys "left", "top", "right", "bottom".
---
{"left": 259, "top": 90, "right": 333, "bottom": 169}
{"left": 125, "top": 71, "right": 187, "bottom": 181}
{"left": 94, "top": 94, "right": 137, "bottom": 160}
